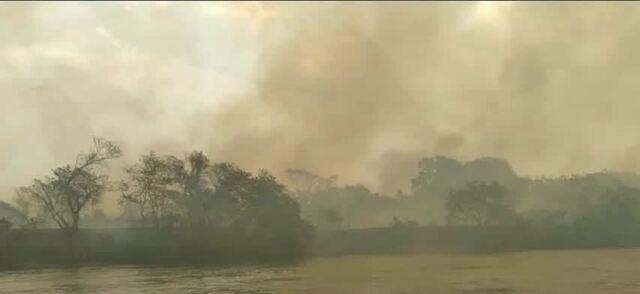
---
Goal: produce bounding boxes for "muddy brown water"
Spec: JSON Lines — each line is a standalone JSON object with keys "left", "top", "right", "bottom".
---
{"left": 2, "top": 248, "right": 640, "bottom": 293}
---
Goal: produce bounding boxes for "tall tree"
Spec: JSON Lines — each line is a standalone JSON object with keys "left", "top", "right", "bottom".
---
{"left": 16, "top": 137, "right": 121, "bottom": 234}
{"left": 239, "top": 170, "right": 305, "bottom": 237}
{"left": 119, "top": 152, "right": 184, "bottom": 228}
{"left": 445, "top": 181, "right": 518, "bottom": 226}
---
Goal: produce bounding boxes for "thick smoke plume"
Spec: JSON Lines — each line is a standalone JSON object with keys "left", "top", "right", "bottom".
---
{"left": 204, "top": 2, "right": 640, "bottom": 192}
{"left": 3, "top": 2, "right": 640, "bottom": 205}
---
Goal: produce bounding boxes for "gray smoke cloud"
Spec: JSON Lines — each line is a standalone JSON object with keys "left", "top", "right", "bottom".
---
{"left": 3, "top": 2, "right": 640, "bottom": 207}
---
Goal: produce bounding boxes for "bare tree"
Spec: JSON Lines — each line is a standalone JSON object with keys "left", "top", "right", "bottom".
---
{"left": 16, "top": 137, "right": 121, "bottom": 234}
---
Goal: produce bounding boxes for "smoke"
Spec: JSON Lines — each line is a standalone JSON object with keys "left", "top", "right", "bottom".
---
{"left": 205, "top": 2, "right": 640, "bottom": 192}
{"left": 3, "top": 2, "right": 640, "bottom": 204}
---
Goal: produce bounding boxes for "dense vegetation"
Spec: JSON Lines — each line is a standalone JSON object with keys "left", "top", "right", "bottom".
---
{"left": 1, "top": 138, "right": 312, "bottom": 268}
{"left": 293, "top": 156, "right": 640, "bottom": 253}
{"left": 4, "top": 138, "right": 640, "bottom": 268}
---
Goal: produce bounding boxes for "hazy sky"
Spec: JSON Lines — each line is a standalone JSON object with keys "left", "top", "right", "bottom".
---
{"left": 3, "top": 2, "right": 640, "bottom": 202}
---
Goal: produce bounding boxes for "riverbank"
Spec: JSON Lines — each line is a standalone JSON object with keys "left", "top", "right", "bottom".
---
{"left": 0, "top": 227, "right": 309, "bottom": 270}
{"left": 3, "top": 225, "right": 640, "bottom": 270}
{"left": 314, "top": 225, "right": 640, "bottom": 255}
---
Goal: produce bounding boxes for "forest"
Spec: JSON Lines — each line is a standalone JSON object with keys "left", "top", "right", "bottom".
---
{"left": 3, "top": 137, "right": 640, "bottom": 268}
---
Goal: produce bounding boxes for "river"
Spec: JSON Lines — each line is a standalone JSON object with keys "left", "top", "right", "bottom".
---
{"left": 2, "top": 248, "right": 640, "bottom": 293}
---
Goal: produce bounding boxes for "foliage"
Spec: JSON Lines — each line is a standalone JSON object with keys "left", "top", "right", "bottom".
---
{"left": 320, "top": 208, "right": 343, "bottom": 230}
{"left": 118, "top": 151, "right": 313, "bottom": 255}
{"left": 15, "top": 137, "right": 121, "bottom": 234}
{"left": 445, "top": 181, "right": 519, "bottom": 226}
{"left": 14, "top": 147, "right": 640, "bottom": 266}
{"left": 389, "top": 216, "right": 418, "bottom": 229}
{"left": 119, "top": 152, "right": 184, "bottom": 228}
{"left": 572, "top": 185, "right": 640, "bottom": 244}
{"left": 0, "top": 217, "right": 12, "bottom": 231}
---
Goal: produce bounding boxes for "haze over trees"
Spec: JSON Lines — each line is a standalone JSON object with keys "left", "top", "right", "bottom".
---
{"left": 282, "top": 154, "right": 640, "bottom": 250}
{"left": 4, "top": 138, "right": 314, "bottom": 267}
{"left": 0, "top": 201, "right": 23, "bottom": 226}
{"left": 284, "top": 169, "right": 399, "bottom": 230}
{"left": 15, "top": 138, "right": 122, "bottom": 235}
{"left": 119, "top": 152, "right": 185, "bottom": 228}
{"left": 445, "top": 181, "right": 519, "bottom": 227}
{"left": 6, "top": 136, "right": 640, "bottom": 268}
{"left": 118, "top": 152, "right": 311, "bottom": 243}
{"left": 12, "top": 141, "right": 640, "bottom": 238}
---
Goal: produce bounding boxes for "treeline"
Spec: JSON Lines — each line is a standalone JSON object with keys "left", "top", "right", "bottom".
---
{"left": 288, "top": 156, "right": 640, "bottom": 249}
{"left": 1, "top": 138, "right": 312, "bottom": 268}
{"left": 11, "top": 138, "right": 310, "bottom": 236}
{"left": 4, "top": 138, "right": 640, "bottom": 267}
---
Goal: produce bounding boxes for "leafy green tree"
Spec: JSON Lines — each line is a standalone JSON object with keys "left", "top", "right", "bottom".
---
{"left": 445, "top": 181, "right": 518, "bottom": 226}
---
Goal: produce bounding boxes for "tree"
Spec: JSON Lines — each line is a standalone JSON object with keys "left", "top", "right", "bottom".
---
{"left": 238, "top": 170, "right": 310, "bottom": 243}
{"left": 117, "top": 150, "right": 314, "bottom": 256}
{"left": 0, "top": 218, "right": 11, "bottom": 231}
{"left": 389, "top": 216, "right": 418, "bottom": 229}
{"left": 445, "top": 181, "right": 518, "bottom": 226}
{"left": 320, "top": 208, "right": 343, "bottom": 230}
{"left": 410, "top": 156, "right": 523, "bottom": 224}
{"left": 200, "top": 162, "right": 252, "bottom": 228}
{"left": 16, "top": 137, "right": 121, "bottom": 234}
{"left": 573, "top": 185, "right": 640, "bottom": 243}
{"left": 178, "top": 152, "right": 250, "bottom": 228}
{"left": 119, "top": 152, "right": 184, "bottom": 228}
